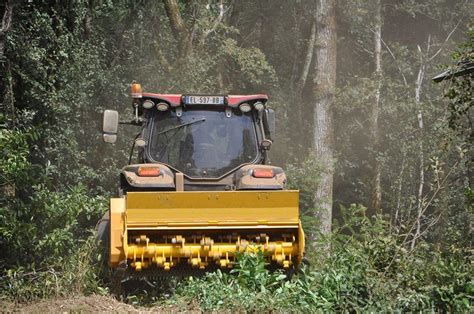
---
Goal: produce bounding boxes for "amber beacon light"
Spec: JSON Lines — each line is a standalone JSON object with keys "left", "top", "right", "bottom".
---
{"left": 131, "top": 82, "right": 143, "bottom": 98}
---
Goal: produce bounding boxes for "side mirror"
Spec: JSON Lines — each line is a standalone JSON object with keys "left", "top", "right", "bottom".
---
{"left": 102, "top": 110, "right": 119, "bottom": 143}
{"left": 263, "top": 108, "right": 275, "bottom": 140}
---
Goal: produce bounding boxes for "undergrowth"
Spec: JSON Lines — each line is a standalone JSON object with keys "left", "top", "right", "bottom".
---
{"left": 1, "top": 205, "right": 471, "bottom": 312}
{"left": 0, "top": 235, "right": 107, "bottom": 303}
{"left": 164, "top": 206, "right": 472, "bottom": 312}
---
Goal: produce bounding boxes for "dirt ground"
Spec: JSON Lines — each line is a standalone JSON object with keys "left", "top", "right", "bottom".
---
{"left": 0, "top": 295, "right": 185, "bottom": 313}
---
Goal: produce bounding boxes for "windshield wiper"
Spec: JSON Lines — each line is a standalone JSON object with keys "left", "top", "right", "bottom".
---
{"left": 156, "top": 118, "right": 206, "bottom": 136}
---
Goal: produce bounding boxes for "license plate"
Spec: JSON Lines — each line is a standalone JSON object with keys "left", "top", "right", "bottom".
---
{"left": 185, "top": 95, "right": 225, "bottom": 105}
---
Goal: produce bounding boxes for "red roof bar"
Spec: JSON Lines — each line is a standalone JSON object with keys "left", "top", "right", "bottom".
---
{"left": 142, "top": 93, "right": 182, "bottom": 107}
{"left": 227, "top": 94, "right": 268, "bottom": 107}
{"left": 141, "top": 93, "right": 268, "bottom": 108}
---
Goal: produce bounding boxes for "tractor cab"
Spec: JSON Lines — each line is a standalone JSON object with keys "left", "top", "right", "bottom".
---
{"left": 103, "top": 83, "right": 282, "bottom": 192}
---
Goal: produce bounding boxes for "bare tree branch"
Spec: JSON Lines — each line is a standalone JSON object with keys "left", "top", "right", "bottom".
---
{"left": 427, "top": 17, "right": 463, "bottom": 62}
{"left": 383, "top": 160, "right": 459, "bottom": 275}
{"left": 295, "top": 19, "right": 316, "bottom": 99}
{"left": 393, "top": 150, "right": 407, "bottom": 227}
{"left": 411, "top": 36, "right": 429, "bottom": 250}
{"left": 369, "top": 27, "right": 408, "bottom": 87}
{"left": 201, "top": 0, "right": 227, "bottom": 42}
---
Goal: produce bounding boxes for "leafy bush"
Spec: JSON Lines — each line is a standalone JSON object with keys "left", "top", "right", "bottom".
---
{"left": 168, "top": 252, "right": 289, "bottom": 311}
{"left": 0, "top": 235, "right": 106, "bottom": 303}
{"left": 0, "top": 184, "right": 105, "bottom": 266}
{"left": 166, "top": 205, "right": 473, "bottom": 312}
{"left": 0, "top": 183, "right": 107, "bottom": 303}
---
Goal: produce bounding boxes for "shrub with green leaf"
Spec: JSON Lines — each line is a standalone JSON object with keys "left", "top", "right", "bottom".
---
{"left": 166, "top": 205, "right": 472, "bottom": 312}
{"left": 0, "top": 184, "right": 107, "bottom": 302}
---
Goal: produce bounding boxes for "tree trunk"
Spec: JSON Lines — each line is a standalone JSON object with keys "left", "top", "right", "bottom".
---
{"left": 0, "top": 1, "right": 14, "bottom": 60}
{"left": 1, "top": 0, "right": 14, "bottom": 121}
{"left": 312, "top": 0, "right": 337, "bottom": 237}
{"left": 0, "top": 1, "right": 15, "bottom": 198}
{"left": 163, "top": 0, "right": 192, "bottom": 60}
{"left": 296, "top": 19, "right": 316, "bottom": 100}
{"left": 393, "top": 150, "right": 406, "bottom": 228}
{"left": 293, "top": 15, "right": 316, "bottom": 157}
{"left": 370, "top": 0, "right": 383, "bottom": 216}
{"left": 83, "top": 0, "right": 93, "bottom": 39}
{"left": 411, "top": 41, "right": 428, "bottom": 249}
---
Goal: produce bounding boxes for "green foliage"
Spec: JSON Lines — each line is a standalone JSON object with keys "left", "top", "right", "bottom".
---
{"left": 0, "top": 235, "right": 107, "bottom": 303}
{"left": 286, "top": 154, "right": 323, "bottom": 240}
{"left": 168, "top": 252, "right": 290, "bottom": 311}
{"left": 0, "top": 125, "right": 35, "bottom": 188}
{"left": 0, "top": 184, "right": 105, "bottom": 266}
{"left": 0, "top": 183, "right": 107, "bottom": 303}
{"left": 286, "top": 154, "right": 322, "bottom": 211}
{"left": 167, "top": 207, "right": 472, "bottom": 312}
{"left": 444, "top": 24, "right": 473, "bottom": 159}
{"left": 222, "top": 38, "right": 278, "bottom": 88}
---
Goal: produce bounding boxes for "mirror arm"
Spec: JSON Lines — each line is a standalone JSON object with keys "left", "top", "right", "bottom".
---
{"left": 128, "top": 132, "right": 142, "bottom": 165}
{"left": 119, "top": 118, "right": 145, "bottom": 126}
{"left": 134, "top": 103, "right": 139, "bottom": 124}
{"left": 258, "top": 110, "right": 272, "bottom": 153}
{"left": 263, "top": 108, "right": 275, "bottom": 141}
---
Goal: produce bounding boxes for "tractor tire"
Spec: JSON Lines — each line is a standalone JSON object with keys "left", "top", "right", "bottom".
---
{"left": 96, "top": 211, "right": 110, "bottom": 272}
{"left": 97, "top": 211, "right": 110, "bottom": 249}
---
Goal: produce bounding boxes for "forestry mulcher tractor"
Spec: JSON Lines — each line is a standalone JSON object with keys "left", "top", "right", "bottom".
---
{"left": 100, "top": 82, "right": 305, "bottom": 278}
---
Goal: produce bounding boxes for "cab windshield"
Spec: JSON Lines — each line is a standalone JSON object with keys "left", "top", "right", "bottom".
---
{"left": 147, "top": 108, "right": 259, "bottom": 178}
